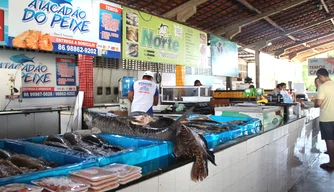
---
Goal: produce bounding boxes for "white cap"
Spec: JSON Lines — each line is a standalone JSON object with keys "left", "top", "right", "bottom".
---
{"left": 143, "top": 71, "right": 154, "bottom": 78}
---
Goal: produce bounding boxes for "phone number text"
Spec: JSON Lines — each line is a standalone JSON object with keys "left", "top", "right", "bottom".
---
{"left": 57, "top": 44, "right": 97, "bottom": 55}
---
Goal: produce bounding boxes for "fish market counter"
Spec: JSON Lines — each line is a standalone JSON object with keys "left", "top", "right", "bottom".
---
{"left": 115, "top": 110, "right": 319, "bottom": 192}
{"left": 0, "top": 108, "right": 61, "bottom": 139}
{"left": 0, "top": 108, "right": 319, "bottom": 191}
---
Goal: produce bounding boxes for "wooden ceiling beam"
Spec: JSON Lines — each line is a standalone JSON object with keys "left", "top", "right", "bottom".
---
{"left": 246, "top": 15, "right": 334, "bottom": 49}
{"left": 162, "top": 0, "right": 208, "bottom": 22}
{"left": 233, "top": 0, "right": 299, "bottom": 41}
{"left": 280, "top": 40, "right": 334, "bottom": 58}
{"left": 320, "top": 0, "right": 330, "bottom": 14}
{"left": 295, "top": 49, "right": 333, "bottom": 62}
{"left": 213, "top": 0, "right": 309, "bottom": 36}
{"left": 271, "top": 31, "right": 334, "bottom": 56}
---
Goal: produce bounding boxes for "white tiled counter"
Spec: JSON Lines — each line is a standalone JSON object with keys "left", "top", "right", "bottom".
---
{"left": 118, "top": 114, "right": 319, "bottom": 192}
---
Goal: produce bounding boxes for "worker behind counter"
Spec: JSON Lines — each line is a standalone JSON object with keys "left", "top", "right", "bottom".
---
{"left": 128, "top": 71, "right": 159, "bottom": 116}
{"left": 192, "top": 80, "right": 203, "bottom": 96}
{"left": 279, "top": 82, "right": 293, "bottom": 103}
{"left": 194, "top": 80, "right": 202, "bottom": 86}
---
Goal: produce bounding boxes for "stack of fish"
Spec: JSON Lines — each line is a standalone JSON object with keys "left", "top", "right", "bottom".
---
{"left": 42, "top": 133, "right": 124, "bottom": 156}
{"left": 0, "top": 149, "right": 56, "bottom": 178}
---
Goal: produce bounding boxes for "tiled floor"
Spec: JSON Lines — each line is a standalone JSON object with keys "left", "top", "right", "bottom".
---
{"left": 289, "top": 142, "right": 334, "bottom": 192}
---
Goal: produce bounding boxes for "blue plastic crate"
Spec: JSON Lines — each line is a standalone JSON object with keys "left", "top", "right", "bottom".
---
{"left": 193, "top": 115, "right": 262, "bottom": 149}
{"left": 0, "top": 139, "right": 98, "bottom": 186}
{"left": 20, "top": 133, "right": 172, "bottom": 168}
{"left": 96, "top": 134, "right": 173, "bottom": 166}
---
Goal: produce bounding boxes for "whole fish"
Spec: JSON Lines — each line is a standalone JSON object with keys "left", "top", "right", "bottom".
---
{"left": 45, "top": 135, "right": 69, "bottom": 146}
{"left": 102, "top": 144, "right": 123, "bottom": 152}
{"left": 72, "top": 146, "right": 96, "bottom": 155}
{"left": 0, "top": 160, "right": 24, "bottom": 178}
{"left": 173, "top": 125, "right": 216, "bottom": 182}
{"left": 0, "top": 149, "right": 11, "bottom": 160}
{"left": 81, "top": 134, "right": 107, "bottom": 147}
{"left": 83, "top": 108, "right": 193, "bottom": 141}
{"left": 8, "top": 154, "right": 49, "bottom": 170}
{"left": 63, "top": 132, "right": 81, "bottom": 145}
{"left": 44, "top": 141, "right": 71, "bottom": 149}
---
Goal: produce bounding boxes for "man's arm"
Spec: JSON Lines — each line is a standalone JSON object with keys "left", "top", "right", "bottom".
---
{"left": 314, "top": 99, "right": 323, "bottom": 108}
{"left": 314, "top": 86, "right": 324, "bottom": 108}
{"left": 128, "top": 91, "right": 134, "bottom": 102}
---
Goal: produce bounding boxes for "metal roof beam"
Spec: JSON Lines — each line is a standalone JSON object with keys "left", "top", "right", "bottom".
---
{"left": 271, "top": 32, "right": 334, "bottom": 56}
{"left": 213, "top": 0, "right": 309, "bottom": 36}
{"left": 163, "top": 0, "right": 208, "bottom": 22}
{"left": 280, "top": 40, "right": 334, "bottom": 58}
{"left": 247, "top": 15, "right": 334, "bottom": 49}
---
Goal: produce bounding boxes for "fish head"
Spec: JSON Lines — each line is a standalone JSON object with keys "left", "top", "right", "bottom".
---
{"left": 83, "top": 110, "right": 94, "bottom": 127}
{"left": 131, "top": 114, "right": 154, "bottom": 126}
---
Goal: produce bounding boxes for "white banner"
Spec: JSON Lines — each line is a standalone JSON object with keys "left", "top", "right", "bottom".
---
{"left": 0, "top": 50, "right": 77, "bottom": 98}
{"left": 308, "top": 58, "right": 334, "bottom": 76}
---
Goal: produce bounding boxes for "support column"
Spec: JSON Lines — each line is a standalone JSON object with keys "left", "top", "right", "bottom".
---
{"left": 226, "top": 77, "right": 233, "bottom": 90}
{"left": 176, "top": 65, "right": 186, "bottom": 86}
{"left": 78, "top": 54, "right": 94, "bottom": 107}
{"left": 255, "top": 49, "right": 260, "bottom": 88}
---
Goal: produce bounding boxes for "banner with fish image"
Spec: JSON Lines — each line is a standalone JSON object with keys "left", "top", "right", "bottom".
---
{"left": 308, "top": 58, "right": 334, "bottom": 76}
{"left": 122, "top": 7, "right": 207, "bottom": 66}
{"left": 210, "top": 35, "right": 239, "bottom": 77}
{"left": 0, "top": 50, "right": 77, "bottom": 98}
{"left": 2, "top": 0, "right": 121, "bottom": 58}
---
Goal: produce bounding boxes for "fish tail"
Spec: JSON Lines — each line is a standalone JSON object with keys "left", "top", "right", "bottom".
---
{"left": 191, "top": 154, "right": 208, "bottom": 182}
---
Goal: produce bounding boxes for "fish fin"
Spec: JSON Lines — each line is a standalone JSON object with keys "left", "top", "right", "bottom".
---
{"left": 191, "top": 154, "right": 208, "bottom": 182}
{"left": 198, "top": 134, "right": 216, "bottom": 166}
{"left": 171, "top": 107, "right": 195, "bottom": 134}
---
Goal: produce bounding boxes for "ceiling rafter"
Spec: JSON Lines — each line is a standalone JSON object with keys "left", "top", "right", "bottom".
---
{"left": 320, "top": 0, "right": 330, "bottom": 13}
{"left": 162, "top": 0, "right": 208, "bottom": 22}
{"left": 235, "top": 0, "right": 299, "bottom": 41}
{"left": 295, "top": 49, "right": 333, "bottom": 62}
{"left": 213, "top": 0, "right": 309, "bottom": 37}
{"left": 246, "top": 15, "right": 334, "bottom": 49}
{"left": 271, "top": 32, "right": 334, "bottom": 56}
{"left": 280, "top": 40, "right": 334, "bottom": 58}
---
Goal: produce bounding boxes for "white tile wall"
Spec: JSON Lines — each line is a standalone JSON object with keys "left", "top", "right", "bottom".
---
{"left": 138, "top": 177, "right": 159, "bottom": 192}
{"left": 117, "top": 117, "right": 318, "bottom": 192}
{"left": 117, "top": 184, "right": 139, "bottom": 192}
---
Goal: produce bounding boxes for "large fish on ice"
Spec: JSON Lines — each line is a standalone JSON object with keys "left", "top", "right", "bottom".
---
{"left": 83, "top": 109, "right": 217, "bottom": 182}
{"left": 83, "top": 109, "right": 192, "bottom": 140}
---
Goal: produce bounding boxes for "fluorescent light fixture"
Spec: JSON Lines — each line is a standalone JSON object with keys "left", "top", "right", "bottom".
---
{"left": 244, "top": 48, "right": 255, "bottom": 54}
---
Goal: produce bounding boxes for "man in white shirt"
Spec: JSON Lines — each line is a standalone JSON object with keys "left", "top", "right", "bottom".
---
{"left": 128, "top": 71, "right": 159, "bottom": 116}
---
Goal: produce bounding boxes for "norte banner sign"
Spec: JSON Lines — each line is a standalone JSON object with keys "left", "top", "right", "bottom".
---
{"left": 0, "top": 50, "right": 77, "bottom": 98}
{"left": 0, "top": 0, "right": 122, "bottom": 58}
{"left": 308, "top": 58, "right": 334, "bottom": 76}
{"left": 122, "top": 7, "right": 207, "bottom": 66}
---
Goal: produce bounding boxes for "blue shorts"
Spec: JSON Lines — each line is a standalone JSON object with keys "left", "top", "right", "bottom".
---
{"left": 319, "top": 122, "right": 334, "bottom": 140}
